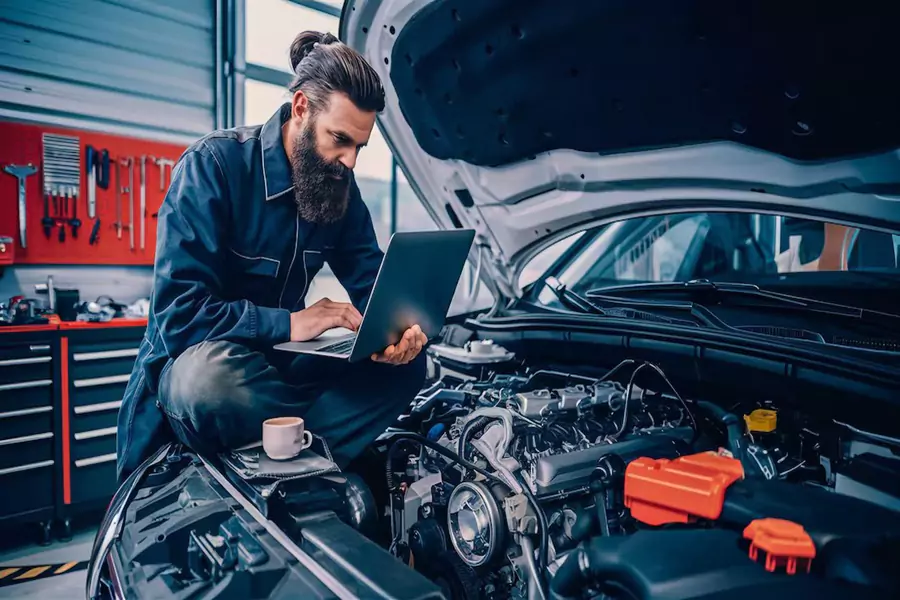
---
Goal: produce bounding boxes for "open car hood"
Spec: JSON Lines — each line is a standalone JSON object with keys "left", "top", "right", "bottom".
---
{"left": 341, "top": 0, "right": 900, "bottom": 297}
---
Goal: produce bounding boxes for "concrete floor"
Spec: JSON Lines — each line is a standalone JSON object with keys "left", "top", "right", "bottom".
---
{"left": 0, "top": 526, "right": 96, "bottom": 599}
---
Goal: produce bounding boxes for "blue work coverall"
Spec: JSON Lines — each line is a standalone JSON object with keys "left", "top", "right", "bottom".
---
{"left": 115, "top": 104, "right": 425, "bottom": 480}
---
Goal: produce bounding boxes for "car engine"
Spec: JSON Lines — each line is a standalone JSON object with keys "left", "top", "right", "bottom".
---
{"left": 380, "top": 341, "right": 900, "bottom": 600}
{"left": 88, "top": 339, "right": 900, "bottom": 600}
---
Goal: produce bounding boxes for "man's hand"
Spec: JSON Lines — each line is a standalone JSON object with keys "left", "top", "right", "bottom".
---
{"left": 290, "top": 297, "right": 363, "bottom": 342}
{"left": 371, "top": 324, "right": 427, "bottom": 365}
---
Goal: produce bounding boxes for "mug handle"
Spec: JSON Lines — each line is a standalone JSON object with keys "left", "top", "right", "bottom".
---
{"left": 300, "top": 430, "right": 313, "bottom": 451}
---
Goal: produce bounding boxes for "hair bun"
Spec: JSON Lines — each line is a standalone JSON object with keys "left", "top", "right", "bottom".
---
{"left": 289, "top": 30, "right": 338, "bottom": 72}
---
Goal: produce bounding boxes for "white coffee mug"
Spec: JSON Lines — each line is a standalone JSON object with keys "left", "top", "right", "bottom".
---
{"left": 262, "top": 416, "right": 313, "bottom": 460}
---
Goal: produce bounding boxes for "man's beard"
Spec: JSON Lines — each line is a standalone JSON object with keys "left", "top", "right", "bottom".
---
{"left": 290, "top": 122, "right": 351, "bottom": 224}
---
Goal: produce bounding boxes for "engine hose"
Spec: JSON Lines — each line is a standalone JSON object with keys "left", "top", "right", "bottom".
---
{"left": 386, "top": 439, "right": 418, "bottom": 491}
{"left": 520, "top": 535, "right": 548, "bottom": 600}
{"left": 696, "top": 400, "right": 745, "bottom": 456}
{"left": 516, "top": 472, "right": 550, "bottom": 587}
{"left": 459, "top": 408, "right": 516, "bottom": 461}
{"left": 459, "top": 416, "right": 490, "bottom": 461}
{"left": 548, "top": 537, "right": 618, "bottom": 600}
{"left": 569, "top": 509, "right": 597, "bottom": 545}
{"left": 381, "top": 432, "right": 508, "bottom": 488}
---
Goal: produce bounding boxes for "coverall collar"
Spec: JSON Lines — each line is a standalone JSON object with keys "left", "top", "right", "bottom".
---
{"left": 261, "top": 103, "right": 294, "bottom": 201}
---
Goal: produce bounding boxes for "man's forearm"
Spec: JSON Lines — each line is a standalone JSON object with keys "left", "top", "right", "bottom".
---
{"left": 155, "top": 294, "right": 291, "bottom": 357}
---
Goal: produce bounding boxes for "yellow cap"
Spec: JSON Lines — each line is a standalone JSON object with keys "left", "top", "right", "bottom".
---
{"left": 744, "top": 409, "right": 777, "bottom": 433}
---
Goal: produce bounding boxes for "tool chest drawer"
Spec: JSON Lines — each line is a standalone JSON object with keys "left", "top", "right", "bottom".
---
{"left": 0, "top": 405, "right": 54, "bottom": 441}
{"left": 0, "top": 331, "right": 57, "bottom": 523}
{"left": 0, "top": 336, "right": 55, "bottom": 413}
{"left": 72, "top": 404, "right": 120, "bottom": 434}
{"left": 0, "top": 432, "right": 54, "bottom": 471}
{"left": 0, "top": 460, "right": 54, "bottom": 520}
{"left": 71, "top": 456, "right": 118, "bottom": 505}
{"left": 63, "top": 326, "right": 143, "bottom": 508}
{"left": 69, "top": 341, "right": 141, "bottom": 381}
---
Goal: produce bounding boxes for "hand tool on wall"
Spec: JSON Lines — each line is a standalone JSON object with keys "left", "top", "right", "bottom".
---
{"left": 126, "top": 157, "right": 135, "bottom": 250}
{"left": 89, "top": 217, "right": 101, "bottom": 245}
{"left": 139, "top": 156, "right": 147, "bottom": 250}
{"left": 42, "top": 188, "right": 53, "bottom": 239}
{"left": 85, "top": 145, "right": 97, "bottom": 219}
{"left": 114, "top": 158, "right": 124, "bottom": 239}
{"left": 155, "top": 157, "right": 175, "bottom": 192}
{"left": 69, "top": 185, "right": 81, "bottom": 238}
{"left": 42, "top": 133, "right": 80, "bottom": 243}
{"left": 3, "top": 163, "right": 38, "bottom": 249}
{"left": 85, "top": 146, "right": 111, "bottom": 220}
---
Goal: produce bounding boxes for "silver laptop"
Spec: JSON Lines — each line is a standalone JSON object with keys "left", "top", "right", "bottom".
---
{"left": 274, "top": 229, "right": 475, "bottom": 362}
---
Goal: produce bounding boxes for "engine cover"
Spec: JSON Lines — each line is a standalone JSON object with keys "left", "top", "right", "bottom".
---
{"left": 533, "top": 427, "right": 693, "bottom": 495}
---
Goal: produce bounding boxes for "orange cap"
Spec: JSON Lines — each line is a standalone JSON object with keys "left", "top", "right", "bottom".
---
{"left": 744, "top": 518, "right": 816, "bottom": 575}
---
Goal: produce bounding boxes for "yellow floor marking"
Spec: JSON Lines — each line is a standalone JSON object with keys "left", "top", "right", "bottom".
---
{"left": 0, "top": 568, "right": 19, "bottom": 580}
{"left": 14, "top": 565, "right": 51, "bottom": 580}
{"left": 54, "top": 562, "right": 79, "bottom": 575}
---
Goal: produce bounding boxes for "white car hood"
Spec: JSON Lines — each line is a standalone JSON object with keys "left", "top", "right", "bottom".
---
{"left": 341, "top": 0, "right": 900, "bottom": 298}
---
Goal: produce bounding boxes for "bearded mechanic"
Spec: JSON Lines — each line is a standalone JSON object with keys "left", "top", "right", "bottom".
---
{"left": 116, "top": 31, "right": 428, "bottom": 480}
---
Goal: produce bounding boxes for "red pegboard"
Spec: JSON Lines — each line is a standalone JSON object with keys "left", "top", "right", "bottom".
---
{"left": 0, "top": 120, "right": 187, "bottom": 265}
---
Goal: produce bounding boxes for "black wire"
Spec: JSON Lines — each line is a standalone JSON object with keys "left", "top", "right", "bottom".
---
{"left": 458, "top": 416, "right": 491, "bottom": 461}
{"left": 613, "top": 362, "right": 698, "bottom": 442}
{"left": 516, "top": 472, "right": 549, "bottom": 590}
{"left": 382, "top": 432, "right": 507, "bottom": 487}
{"left": 386, "top": 439, "right": 418, "bottom": 491}
{"left": 597, "top": 358, "right": 637, "bottom": 383}
{"left": 641, "top": 362, "right": 698, "bottom": 441}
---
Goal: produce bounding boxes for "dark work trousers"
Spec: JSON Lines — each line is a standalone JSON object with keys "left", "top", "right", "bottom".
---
{"left": 157, "top": 341, "right": 426, "bottom": 467}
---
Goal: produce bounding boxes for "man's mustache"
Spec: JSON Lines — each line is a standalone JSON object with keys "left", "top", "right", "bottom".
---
{"left": 324, "top": 161, "right": 350, "bottom": 181}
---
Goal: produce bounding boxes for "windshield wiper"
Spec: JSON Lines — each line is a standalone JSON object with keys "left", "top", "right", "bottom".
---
{"left": 586, "top": 279, "right": 899, "bottom": 323}
{"left": 543, "top": 277, "right": 607, "bottom": 315}
{"left": 541, "top": 277, "right": 724, "bottom": 329}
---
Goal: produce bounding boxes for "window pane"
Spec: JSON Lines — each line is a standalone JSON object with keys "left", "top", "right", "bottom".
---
{"left": 526, "top": 211, "right": 900, "bottom": 311}
{"left": 244, "top": 79, "right": 289, "bottom": 126}
{"left": 396, "top": 178, "right": 436, "bottom": 232}
{"left": 246, "top": 0, "right": 339, "bottom": 72}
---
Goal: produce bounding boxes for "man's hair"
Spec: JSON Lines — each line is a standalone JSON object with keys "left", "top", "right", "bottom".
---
{"left": 289, "top": 30, "right": 385, "bottom": 114}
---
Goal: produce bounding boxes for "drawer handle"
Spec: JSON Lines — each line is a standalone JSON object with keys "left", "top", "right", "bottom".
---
{"left": 74, "top": 426, "right": 117, "bottom": 441}
{"left": 75, "top": 453, "right": 117, "bottom": 468}
{"left": 0, "top": 459, "right": 54, "bottom": 476}
{"left": 73, "top": 374, "right": 131, "bottom": 388}
{"left": 0, "top": 356, "right": 52, "bottom": 367}
{"left": 73, "top": 400, "right": 122, "bottom": 415}
{"left": 29, "top": 345, "right": 51, "bottom": 353}
{"left": 0, "top": 432, "right": 53, "bottom": 447}
{"left": 0, "top": 379, "right": 52, "bottom": 391}
{"left": 0, "top": 406, "right": 53, "bottom": 419}
{"left": 73, "top": 348, "right": 140, "bottom": 362}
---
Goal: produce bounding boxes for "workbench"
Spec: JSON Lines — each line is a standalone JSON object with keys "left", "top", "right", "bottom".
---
{"left": 0, "top": 319, "right": 146, "bottom": 542}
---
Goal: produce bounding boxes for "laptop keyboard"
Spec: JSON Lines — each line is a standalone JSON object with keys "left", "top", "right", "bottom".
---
{"left": 318, "top": 338, "right": 356, "bottom": 356}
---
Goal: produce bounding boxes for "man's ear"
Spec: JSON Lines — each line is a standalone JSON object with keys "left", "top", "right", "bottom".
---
{"left": 291, "top": 90, "right": 310, "bottom": 121}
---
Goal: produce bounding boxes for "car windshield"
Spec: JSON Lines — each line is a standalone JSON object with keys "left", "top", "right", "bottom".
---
{"left": 521, "top": 212, "right": 900, "bottom": 306}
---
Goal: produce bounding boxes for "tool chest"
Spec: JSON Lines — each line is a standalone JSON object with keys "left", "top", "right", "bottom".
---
{"left": 0, "top": 328, "right": 59, "bottom": 534}
{"left": 63, "top": 324, "right": 143, "bottom": 510}
{"left": 0, "top": 320, "right": 146, "bottom": 539}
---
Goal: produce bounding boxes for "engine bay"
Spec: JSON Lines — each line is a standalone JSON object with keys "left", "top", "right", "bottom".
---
{"left": 96, "top": 338, "right": 900, "bottom": 600}
{"left": 375, "top": 340, "right": 900, "bottom": 599}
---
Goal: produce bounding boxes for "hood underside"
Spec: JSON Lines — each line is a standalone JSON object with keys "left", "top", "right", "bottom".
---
{"left": 342, "top": 0, "right": 900, "bottom": 295}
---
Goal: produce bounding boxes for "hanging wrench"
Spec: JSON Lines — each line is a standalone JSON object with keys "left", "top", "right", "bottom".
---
{"left": 3, "top": 163, "right": 38, "bottom": 249}
{"left": 154, "top": 157, "right": 175, "bottom": 192}
{"left": 139, "top": 156, "right": 146, "bottom": 251}
{"left": 127, "top": 158, "right": 135, "bottom": 251}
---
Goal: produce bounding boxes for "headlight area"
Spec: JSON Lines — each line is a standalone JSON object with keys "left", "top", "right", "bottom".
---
{"left": 87, "top": 443, "right": 443, "bottom": 600}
